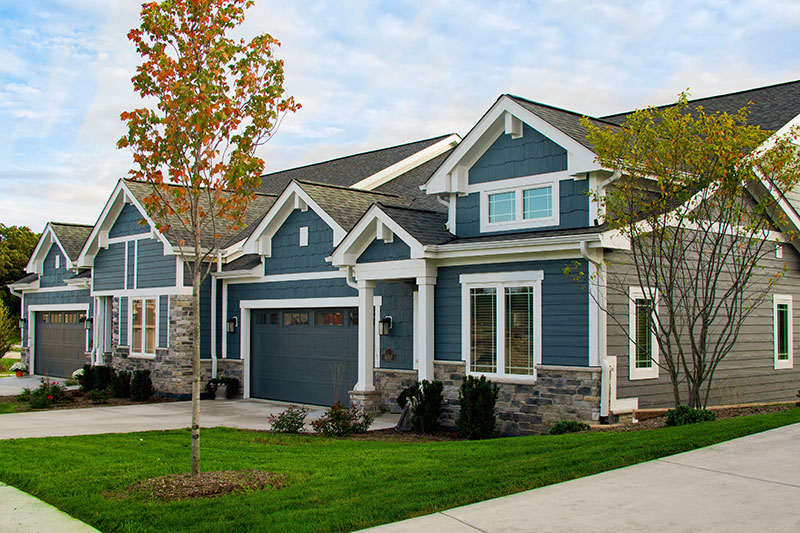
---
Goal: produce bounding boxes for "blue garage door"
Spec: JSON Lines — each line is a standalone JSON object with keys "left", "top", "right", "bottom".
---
{"left": 250, "top": 308, "right": 359, "bottom": 406}
{"left": 35, "top": 311, "right": 87, "bottom": 378}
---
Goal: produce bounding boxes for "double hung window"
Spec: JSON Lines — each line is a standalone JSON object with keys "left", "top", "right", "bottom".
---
{"left": 131, "top": 298, "right": 157, "bottom": 356}
{"left": 461, "top": 272, "right": 543, "bottom": 380}
{"left": 628, "top": 287, "right": 658, "bottom": 380}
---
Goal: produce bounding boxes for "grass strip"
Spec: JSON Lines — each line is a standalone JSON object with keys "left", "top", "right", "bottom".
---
{"left": 0, "top": 408, "right": 798, "bottom": 532}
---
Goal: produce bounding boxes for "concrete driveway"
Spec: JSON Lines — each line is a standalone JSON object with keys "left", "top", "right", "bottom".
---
{"left": 0, "top": 375, "right": 69, "bottom": 396}
{"left": 0, "top": 398, "right": 399, "bottom": 440}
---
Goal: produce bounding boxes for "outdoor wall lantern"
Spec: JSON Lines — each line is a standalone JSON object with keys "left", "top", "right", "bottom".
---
{"left": 83, "top": 316, "right": 93, "bottom": 330}
{"left": 227, "top": 316, "right": 238, "bottom": 334}
{"left": 18, "top": 317, "right": 26, "bottom": 331}
{"left": 379, "top": 316, "right": 392, "bottom": 336}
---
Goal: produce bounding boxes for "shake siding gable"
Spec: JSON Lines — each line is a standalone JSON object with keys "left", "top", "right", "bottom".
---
{"left": 358, "top": 239, "right": 411, "bottom": 263}
{"left": 468, "top": 124, "right": 567, "bottom": 184}
{"left": 455, "top": 179, "right": 590, "bottom": 238}
{"left": 435, "top": 259, "right": 589, "bottom": 367}
{"left": 265, "top": 208, "right": 337, "bottom": 274}
{"left": 109, "top": 203, "right": 149, "bottom": 238}
{"left": 40, "top": 245, "right": 69, "bottom": 288}
{"left": 136, "top": 239, "right": 177, "bottom": 288}
{"left": 93, "top": 243, "right": 126, "bottom": 291}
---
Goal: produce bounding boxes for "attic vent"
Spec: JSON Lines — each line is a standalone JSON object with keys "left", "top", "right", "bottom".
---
{"left": 299, "top": 226, "right": 309, "bottom": 247}
{"left": 55, "top": 255, "right": 60, "bottom": 269}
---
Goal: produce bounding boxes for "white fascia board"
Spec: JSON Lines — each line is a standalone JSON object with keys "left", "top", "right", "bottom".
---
{"left": 210, "top": 266, "right": 262, "bottom": 279}
{"left": 425, "top": 95, "right": 601, "bottom": 195}
{"left": 424, "top": 233, "right": 603, "bottom": 260}
{"left": 352, "top": 134, "right": 461, "bottom": 191}
{"left": 755, "top": 113, "right": 800, "bottom": 232}
{"left": 329, "top": 204, "right": 424, "bottom": 266}
{"left": 25, "top": 225, "right": 55, "bottom": 274}
{"left": 242, "top": 182, "right": 346, "bottom": 255}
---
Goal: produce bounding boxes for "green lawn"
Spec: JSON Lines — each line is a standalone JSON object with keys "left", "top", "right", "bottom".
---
{"left": 0, "top": 402, "right": 16, "bottom": 414}
{"left": 0, "top": 409, "right": 798, "bottom": 533}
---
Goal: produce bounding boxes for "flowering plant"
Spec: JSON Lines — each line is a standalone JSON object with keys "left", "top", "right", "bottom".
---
{"left": 72, "top": 368, "right": 84, "bottom": 379}
{"left": 268, "top": 405, "right": 309, "bottom": 433}
{"left": 10, "top": 362, "right": 27, "bottom": 373}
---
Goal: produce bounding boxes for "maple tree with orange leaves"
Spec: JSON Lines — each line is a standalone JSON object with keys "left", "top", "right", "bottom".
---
{"left": 118, "top": 0, "right": 299, "bottom": 476}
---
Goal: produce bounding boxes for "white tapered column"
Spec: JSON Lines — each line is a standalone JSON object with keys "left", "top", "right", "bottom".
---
{"left": 417, "top": 276, "right": 436, "bottom": 382}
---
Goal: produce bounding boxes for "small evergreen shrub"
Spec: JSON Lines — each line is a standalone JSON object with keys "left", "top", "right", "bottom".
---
{"left": 93, "top": 365, "right": 115, "bottom": 392}
{"left": 665, "top": 405, "right": 716, "bottom": 426}
{"left": 87, "top": 388, "right": 111, "bottom": 404}
{"left": 111, "top": 370, "right": 132, "bottom": 398}
{"left": 130, "top": 370, "right": 154, "bottom": 401}
{"left": 268, "top": 405, "right": 309, "bottom": 433}
{"left": 457, "top": 375, "right": 499, "bottom": 439}
{"left": 78, "top": 364, "right": 95, "bottom": 391}
{"left": 410, "top": 380, "right": 443, "bottom": 434}
{"left": 311, "top": 402, "right": 374, "bottom": 437}
{"left": 548, "top": 420, "right": 591, "bottom": 435}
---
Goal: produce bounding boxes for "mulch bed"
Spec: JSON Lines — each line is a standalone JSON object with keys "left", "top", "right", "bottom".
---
{"left": 348, "top": 428, "right": 465, "bottom": 442}
{"left": 108, "top": 469, "right": 285, "bottom": 502}
{"left": 0, "top": 389, "right": 173, "bottom": 413}
{"left": 595, "top": 403, "right": 798, "bottom": 432}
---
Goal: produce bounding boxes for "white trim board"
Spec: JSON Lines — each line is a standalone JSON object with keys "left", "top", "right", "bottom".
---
{"left": 26, "top": 303, "right": 91, "bottom": 375}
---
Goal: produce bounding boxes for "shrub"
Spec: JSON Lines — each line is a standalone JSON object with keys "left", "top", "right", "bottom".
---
{"left": 79, "top": 364, "right": 95, "bottom": 392}
{"left": 130, "top": 370, "right": 154, "bottom": 401}
{"left": 21, "top": 378, "right": 69, "bottom": 409}
{"left": 457, "top": 375, "right": 499, "bottom": 439}
{"left": 268, "top": 405, "right": 309, "bottom": 433}
{"left": 311, "top": 402, "right": 374, "bottom": 437}
{"left": 410, "top": 380, "right": 443, "bottom": 434}
{"left": 93, "top": 365, "right": 115, "bottom": 392}
{"left": 111, "top": 370, "right": 132, "bottom": 398}
{"left": 548, "top": 420, "right": 591, "bottom": 435}
{"left": 0, "top": 301, "right": 18, "bottom": 358}
{"left": 665, "top": 405, "right": 716, "bottom": 426}
{"left": 205, "top": 376, "right": 241, "bottom": 399}
{"left": 87, "top": 388, "right": 111, "bottom": 404}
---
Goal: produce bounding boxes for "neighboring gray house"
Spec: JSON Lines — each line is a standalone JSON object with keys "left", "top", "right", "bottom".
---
{"left": 11, "top": 80, "right": 800, "bottom": 434}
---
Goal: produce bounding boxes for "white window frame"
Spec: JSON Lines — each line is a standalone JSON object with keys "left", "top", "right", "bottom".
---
{"left": 629, "top": 286, "right": 659, "bottom": 380}
{"left": 479, "top": 175, "right": 560, "bottom": 232}
{"left": 460, "top": 271, "right": 544, "bottom": 382}
{"left": 773, "top": 294, "right": 793, "bottom": 370}
{"left": 129, "top": 296, "right": 158, "bottom": 359}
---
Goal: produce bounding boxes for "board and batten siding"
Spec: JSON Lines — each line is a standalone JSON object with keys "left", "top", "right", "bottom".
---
{"left": 109, "top": 203, "right": 149, "bottom": 238}
{"left": 468, "top": 123, "right": 567, "bottom": 184}
{"left": 93, "top": 243, "right": 126, "bottom": 291}
{"left": 135, "top": 239, "right": 176, "bottom": 288}
{"left": 435, "top": 259, "right": 589, "bottom": 367}
{"left": 265, "top": 208, "right": 338, "bottom": 274}
{"left": 455, "top": 179, "right": 590, "bottom": 238}
{"left": 606, "top": 246, "right": 800, "bottom": 408}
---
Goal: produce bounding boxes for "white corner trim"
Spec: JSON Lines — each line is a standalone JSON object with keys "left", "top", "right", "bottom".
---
{"left": 628, "top": 286, "right": 659, "bottom": 380}
{"left": 773, "top": 294, "right": 794, "bottom": 370}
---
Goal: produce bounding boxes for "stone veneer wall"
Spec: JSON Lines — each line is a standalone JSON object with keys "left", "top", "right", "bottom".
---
{"left": 108, "top": 295, "right": 198, "bottom": 397}
{"left": 375, "top": 368, "right": 419, "bottom": 413}
{"left": 434, "top": 361, "right": 601, "bottom": 435}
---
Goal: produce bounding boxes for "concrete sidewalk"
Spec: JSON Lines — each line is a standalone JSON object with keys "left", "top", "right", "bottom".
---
{"left": 362, "top": 422, "right": 800, "bottom": 532}
{"left": 0, "top": 398, "right": 400, "bottom": 440}
{"left": 2, "top": 482, "right": 99, "bottom": 533}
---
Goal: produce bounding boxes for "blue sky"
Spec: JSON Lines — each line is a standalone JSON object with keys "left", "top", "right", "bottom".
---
{"left": 2, "top": 0, "right": 799, "bottom": 231}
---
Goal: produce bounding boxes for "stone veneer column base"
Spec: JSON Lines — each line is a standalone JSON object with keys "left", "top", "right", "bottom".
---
{"left": 434, "top": 360, "right": 601, "bottom": 435}
{"left": 348, "top": 389, "right": 383, "bottom": 415}
{"left": 374, "top": 368, "right": 419, "bottom": 413}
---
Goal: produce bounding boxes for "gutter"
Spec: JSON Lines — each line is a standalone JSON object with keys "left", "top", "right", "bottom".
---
{"left": 579, "top": 241, "right": 610, "bottom": 421}
{"left": 8, "top": 286, "right": 22, "bottom": 299}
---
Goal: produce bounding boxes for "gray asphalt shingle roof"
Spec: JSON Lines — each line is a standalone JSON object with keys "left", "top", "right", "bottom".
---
{"left": 377, "top": 204, "right": 454, "bottom": 246}
{"left": 601, "top": 79, "right": 800, "bottom": 132}
{"left": 257, "top": 135, "right": 453, "bottom": 195}
{"left": 295, "top": 180, "right": 413, "bottom": 231}
{"left": 11, "top": 273, "right": 38, "bottom": 285}
{"left": 222, "top": 254, "right": 262, "bottom": 272}
{"left": 373, "top": 150, "right": 452, "bottom": 212}
{"left": 49, "top": 223, "right": 93, "bottom": 261}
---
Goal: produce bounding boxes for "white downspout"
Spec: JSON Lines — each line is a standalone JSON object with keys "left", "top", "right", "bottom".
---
{"left": 345, "top": 266, "right": 358, "bottom": 290}
{"left": 580, "top": 240, "right": 610, "bottom": 420}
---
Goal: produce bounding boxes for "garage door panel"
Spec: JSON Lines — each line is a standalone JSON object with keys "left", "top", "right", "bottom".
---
{"left": 35, "top": 311, "right": 86, "bottom": 378}
{"left": 251, "top": 307, "right": 358, "bottom": 405}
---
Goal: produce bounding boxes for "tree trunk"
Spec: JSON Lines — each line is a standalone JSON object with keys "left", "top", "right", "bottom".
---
{"left": 191, "top": 259, "right": 201, "bottom": 477}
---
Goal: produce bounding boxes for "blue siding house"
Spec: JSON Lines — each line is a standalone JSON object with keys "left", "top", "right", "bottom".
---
{"left": 11, "top": 81, "right": 800, "bottom": 434}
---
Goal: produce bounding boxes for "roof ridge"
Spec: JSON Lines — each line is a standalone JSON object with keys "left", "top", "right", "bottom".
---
{"left": 49, "top": 222, "right": 94, "bottom": 228}
{"left": 124, "top": 178, "right": 277, "bottom": 197}
{"left": 601, "top": 79, "right": 800, "bottom": 118}
{"left": 261, "top": 134, "right": 454, "bottom": 177}
{"left": 506, "top": 94, "right": 621, "bottom": 127}
{"left": 295, "top": 179, "right": 405, "bottom": 198}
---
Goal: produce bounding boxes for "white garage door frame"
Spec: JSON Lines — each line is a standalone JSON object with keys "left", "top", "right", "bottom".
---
{"left": 27, "top": 303, "right": 91, "bottom": 377}
{"left": 239, "top": 296, "right": 382, "bottom": 400}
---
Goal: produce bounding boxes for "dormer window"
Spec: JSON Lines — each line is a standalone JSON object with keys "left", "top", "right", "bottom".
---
{"left": 480, "top": 176, "right": 559, "bottom": 232}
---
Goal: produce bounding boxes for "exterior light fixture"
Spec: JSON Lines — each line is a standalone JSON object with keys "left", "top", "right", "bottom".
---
{"left": 378, "top": 316, "right": 392, "bottom": 336}
{"left": 83, "top": 317, "right": 93, "bottom": 330}
{"left": 18, "top": 317, "right": 26, "bottom": 331}
{"left": 227, "top": 317, "right": 238, "bottom": 334}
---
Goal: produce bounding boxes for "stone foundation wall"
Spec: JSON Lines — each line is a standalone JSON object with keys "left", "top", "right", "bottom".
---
{"left": 375, "top": 368, "right": 419, "bottom": 413}
{"left": 434, "top": 361, "right": 601, "bottom": 435}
